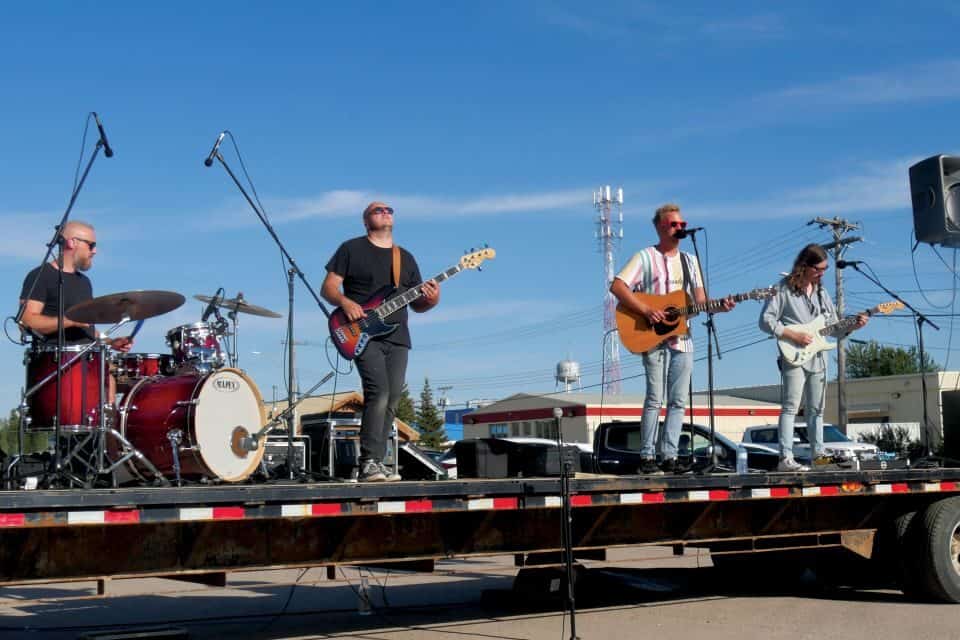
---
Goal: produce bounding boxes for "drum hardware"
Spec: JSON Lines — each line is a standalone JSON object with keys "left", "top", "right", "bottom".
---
{"left": 193, "top": 292, "right": 282, "bottom": 369}
{"left": 24, "top": 290, "right": 187, "bottom": 488}
{"left": 167, "top": 429, "right": 183, "bottom": 486}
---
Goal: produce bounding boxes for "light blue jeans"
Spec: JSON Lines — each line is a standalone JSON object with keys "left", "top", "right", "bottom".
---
{"left": 640, "top": 344, "right": 693, "bottom": 460}
{"left": 778, "top": 363, "right": 825, "bottom": 460}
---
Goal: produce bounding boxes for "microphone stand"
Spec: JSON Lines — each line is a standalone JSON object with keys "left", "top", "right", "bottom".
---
{"left": 685, "top": 230, "right": 723, "bottom": 472}
{"left": 553, "top": 408, "right": 579, "bottom": 640}
{"left": 206, "top": 139, "right": 331, "bottom": 481}
{"left": 846, "top": 264, "right": 939, "bottom": 457}
{"left": 14, "top": 130, "right": 108, "bottom": 484}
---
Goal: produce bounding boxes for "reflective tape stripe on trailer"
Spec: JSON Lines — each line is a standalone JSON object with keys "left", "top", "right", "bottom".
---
{"left": 1, "top": 479, "right": 959, "bottom": 530}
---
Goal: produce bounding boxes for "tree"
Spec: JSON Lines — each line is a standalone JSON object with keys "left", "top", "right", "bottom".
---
{"left": 415, "top": 378, "right": 446, "bottom": 449}
{"left": 395, "top": 385, "right": 416, "bottom": 426}
{"left": 845, "top": 341, "right": 939, "bottom": 379}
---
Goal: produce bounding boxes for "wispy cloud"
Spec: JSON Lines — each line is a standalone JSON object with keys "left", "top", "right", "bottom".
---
{"left": 538, "top": 3, "right": 786, "bottom": 44}
{"left": 692, "top": 157, "right": 918, "bottom": 220}
{"left": 700, "top": 14, "right": 785, "bottom": 40}
{"left": 198, "top": 187, "right": 592, "bottom": 229}
{"left": 764, "top": 59, "right": 960, "bottom": 108}
{"left": 0, "top": 212, "right": 61, "bottom": 260}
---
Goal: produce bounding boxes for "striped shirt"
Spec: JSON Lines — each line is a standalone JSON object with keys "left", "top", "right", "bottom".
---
{"left": 615, "top": 246, "right": 703, "bottom": 353}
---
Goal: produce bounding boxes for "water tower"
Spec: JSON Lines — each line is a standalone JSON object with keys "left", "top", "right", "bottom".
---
{"left": 556, "top": 359, "right": 582, "bottom": 393}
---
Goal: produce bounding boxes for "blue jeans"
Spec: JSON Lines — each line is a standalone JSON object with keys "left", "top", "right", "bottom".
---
{"left": 640, "top": 344, "right": 693, "bottom": 460}
{"left": 778, "top": 363, "right": 825, "bottom": 460}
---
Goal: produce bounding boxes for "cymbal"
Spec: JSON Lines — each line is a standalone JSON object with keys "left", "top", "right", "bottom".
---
{"left": 193, "top": 294, "right": 282, "bottom": 318}
{"left": 67, "top": 290, "right": 186, "bottom": 324}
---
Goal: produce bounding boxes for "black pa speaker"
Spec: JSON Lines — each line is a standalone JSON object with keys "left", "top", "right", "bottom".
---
{"left": 909, "top": 155, "right": 960, "bottom": 247}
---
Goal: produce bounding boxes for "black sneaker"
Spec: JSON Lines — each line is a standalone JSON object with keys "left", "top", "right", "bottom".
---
{"left": 358, "top": 459, "right": 386, "bottom": 482}
{"left": 659, "top": 458, "right": 677, "bottom": 474}
{"left": 639, "top": 458, "right": 664, "bottom": 475}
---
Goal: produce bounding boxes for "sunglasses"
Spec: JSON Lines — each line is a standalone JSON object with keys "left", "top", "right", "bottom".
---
{"left": 668, "top": 221, "right": 687, "bottom": 229}
{"left": 73, "top": 237, "right": 97, "bottom": 250}
{"left": 370, "top": 206, "right": 394, "bottom": 215}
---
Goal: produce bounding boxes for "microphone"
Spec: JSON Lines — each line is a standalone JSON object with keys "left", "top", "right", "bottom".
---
{"left": 92, "top": 112, "right": 114, "bottom": 158}
{"left": 201, "top": 288, "right": 224, "bottom": 322}
{"left": 674, "top": 226, "right": 704, "bottom": 239}
{"left": 203, "top": 132, "right": 226, "bottom": 167}
{"left": 836, "top": 260, "right": 863, "bottom": 269}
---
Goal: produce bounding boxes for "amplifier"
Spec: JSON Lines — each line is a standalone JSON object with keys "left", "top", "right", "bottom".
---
{"left": 263, "top": 436, "right": 309, "bottom": 474}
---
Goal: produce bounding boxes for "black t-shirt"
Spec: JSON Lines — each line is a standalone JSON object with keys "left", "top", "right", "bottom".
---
{"left": 325, "top": 236, "right": 423, "bottom": 348}
{"left": 20, "top": 263, "right": 96, "bottom": 344}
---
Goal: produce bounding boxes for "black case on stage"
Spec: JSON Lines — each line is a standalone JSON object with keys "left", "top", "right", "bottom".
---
{"left": 454, "top": 439, "right": 583, "bottom": 479}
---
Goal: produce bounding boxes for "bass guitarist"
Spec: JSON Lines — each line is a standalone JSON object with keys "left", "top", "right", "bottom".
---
{"left": 610, "top": 203, "right": 735, "bottom": 475}
{"left": 758, "top": 243, "right": 867, "bottom": 472}
{"left": 322, "top": 201, "right": 440, "bottom": 482}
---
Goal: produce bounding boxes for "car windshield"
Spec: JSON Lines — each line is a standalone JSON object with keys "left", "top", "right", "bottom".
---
{"left": 792, "top": 426, "right": 850, "bottom": 443}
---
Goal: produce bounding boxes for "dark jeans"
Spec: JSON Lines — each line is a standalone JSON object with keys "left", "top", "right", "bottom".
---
{"left": 355, "top": 340, "right": 408, "bottom": 462}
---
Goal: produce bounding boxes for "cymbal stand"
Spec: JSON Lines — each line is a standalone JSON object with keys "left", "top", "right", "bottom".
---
{"left": 58, "top": 317, "right": 169, "bottom": 488}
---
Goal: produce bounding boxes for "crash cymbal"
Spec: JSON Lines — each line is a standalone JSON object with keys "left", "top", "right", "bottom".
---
{"left": 67, "top": 290, "right": 186, "bottom": 324}
{"left": 193, "top": 294, "right": 282, "bottom": 318}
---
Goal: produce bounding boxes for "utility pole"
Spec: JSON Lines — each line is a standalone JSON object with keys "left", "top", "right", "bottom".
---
{"left": 594, "top": 186, "right": 624, "bottom": 395}
{"left": 813, "top": 217, "right": 862, "bottom": 433}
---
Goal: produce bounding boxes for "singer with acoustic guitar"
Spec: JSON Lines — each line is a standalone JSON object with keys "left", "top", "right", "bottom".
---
{"left": 610, "top": 203, "right": 735, "bottom": 475}
{"left": 758, "top": 243, "right": 868, "bottom": 472}
{"left": 321, "top": 201, "right": 439, "bottom": 483}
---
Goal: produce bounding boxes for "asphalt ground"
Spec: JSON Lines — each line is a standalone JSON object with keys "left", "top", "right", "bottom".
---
{"left": 0, "top": 547, "right": 957, "bottom": 640}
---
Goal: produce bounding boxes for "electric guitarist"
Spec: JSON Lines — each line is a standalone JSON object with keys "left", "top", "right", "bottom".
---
{"left": 321, "top": 201, "right": 440, "bottom": 483}
{"left": 609, "top": 203, "right": 735, "bottom": 475}
{"left": 758, "top": 244, "right": 868, "bottom": 472}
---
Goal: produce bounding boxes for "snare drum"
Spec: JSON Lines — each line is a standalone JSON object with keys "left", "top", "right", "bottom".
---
{"left": 118, "top": 368, "right": 265, "bottom": 482}
{"left": 165, "top": 322, "right": 225, "bottom": 372}
{"left": 25, "top": 344, "right": 106, "bottom": 432}
{"left": 113, "top": 352, "right": 173, "bottom": 393}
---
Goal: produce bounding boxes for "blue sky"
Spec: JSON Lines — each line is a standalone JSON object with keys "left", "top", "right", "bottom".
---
{"left": 3, "top": 2, "right": 960, "bottom": 413}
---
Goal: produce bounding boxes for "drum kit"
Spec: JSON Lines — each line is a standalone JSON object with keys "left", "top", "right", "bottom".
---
{"left": 18, "top": 289, "right": 283, "bottom": 487}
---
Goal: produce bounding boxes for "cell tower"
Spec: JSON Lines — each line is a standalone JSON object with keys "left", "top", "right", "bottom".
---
{"left": 594, "top": 185, "right": 624, "bottom": 394}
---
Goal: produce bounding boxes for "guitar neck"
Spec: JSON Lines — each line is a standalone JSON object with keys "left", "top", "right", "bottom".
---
{"left": 821, "top": 309, "right": 870, "bottom": 337}
{"left": 373, "top": 264, "right": 461, "bottom": 318}
{"left": 680, "top": 291, "right": 754, "bottom": 316}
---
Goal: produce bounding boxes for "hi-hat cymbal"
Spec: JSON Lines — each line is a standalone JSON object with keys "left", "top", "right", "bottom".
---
{"left": 67, "top": 290, "right": 186, "bottom": 324}
{"left": 193, "top": 294, "right": 282, "bottom": 318}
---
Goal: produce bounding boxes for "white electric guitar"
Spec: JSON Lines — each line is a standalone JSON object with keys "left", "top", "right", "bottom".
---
{"left": 777, "top": 301, "right": 903, "bottom": 366}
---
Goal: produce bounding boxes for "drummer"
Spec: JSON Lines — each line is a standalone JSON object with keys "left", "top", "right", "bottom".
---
{"left": 19, "top": 221, "right": 134, "bottom": 355}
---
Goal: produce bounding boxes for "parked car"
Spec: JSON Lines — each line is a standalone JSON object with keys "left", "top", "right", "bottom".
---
{"left": 594, "top": 421, "right": 781, "bottom": 474}
{"left": 741, "top": 424, "right": 879, "bottom": 461}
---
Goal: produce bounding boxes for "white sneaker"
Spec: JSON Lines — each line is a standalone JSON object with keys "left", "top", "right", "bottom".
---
{"left": 777, "top": 457, "right": 810, "bottom": 472}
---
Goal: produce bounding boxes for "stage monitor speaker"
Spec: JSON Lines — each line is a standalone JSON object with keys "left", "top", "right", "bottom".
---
{"left": 909, "top": 154, "right": 960, "bottom": 247}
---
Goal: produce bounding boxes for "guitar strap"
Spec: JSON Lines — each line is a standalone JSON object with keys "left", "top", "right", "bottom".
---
{"left": 392, "top": 245, "right": 401, "bottom": 288}
{"left": 679, "top": 252, "right": 692, "bottom": 295}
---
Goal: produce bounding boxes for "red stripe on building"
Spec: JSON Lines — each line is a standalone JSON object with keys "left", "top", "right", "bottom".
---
{"left": 819, "top": 486, "right": 839, "bottom": 496}
{"left": 891, "top": 483, "right": 910, "bottom": 493}
{"left": 105, "top": 510, "right": 140, "bottom": 523}
{"left": 312, "top": 503, "right": 343, "bottom": 516}
{"left": 571, "top": 495, "right": 593, "bottom": 507}
{"left": 493, "top": 497, "right": 519, "bottom": 510}
{"left": 212, "top": 507, "right": 245, "bottom": 520}
{"left": 405, "top": 500, "right": 433, "bottom": 513}
{"left": 708, "top": 490, "right": 730, "bottom": 501}
{"left": 771, "top": 487, "right": 791, "bottom": 498}
{"left": 0, "top": 514, "right": 25, "bottom": 527}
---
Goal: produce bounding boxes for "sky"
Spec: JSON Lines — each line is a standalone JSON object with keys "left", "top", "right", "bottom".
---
{"left": 3, "top": 1, "right": 960, "bottom": 419}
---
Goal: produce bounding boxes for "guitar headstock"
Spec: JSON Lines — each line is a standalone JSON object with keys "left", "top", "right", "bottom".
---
{"left": 460, "top": 247, "right": 496, "bottom": 270}
{"left": 872, "top": 301, "right": 905, "bottom": 315}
